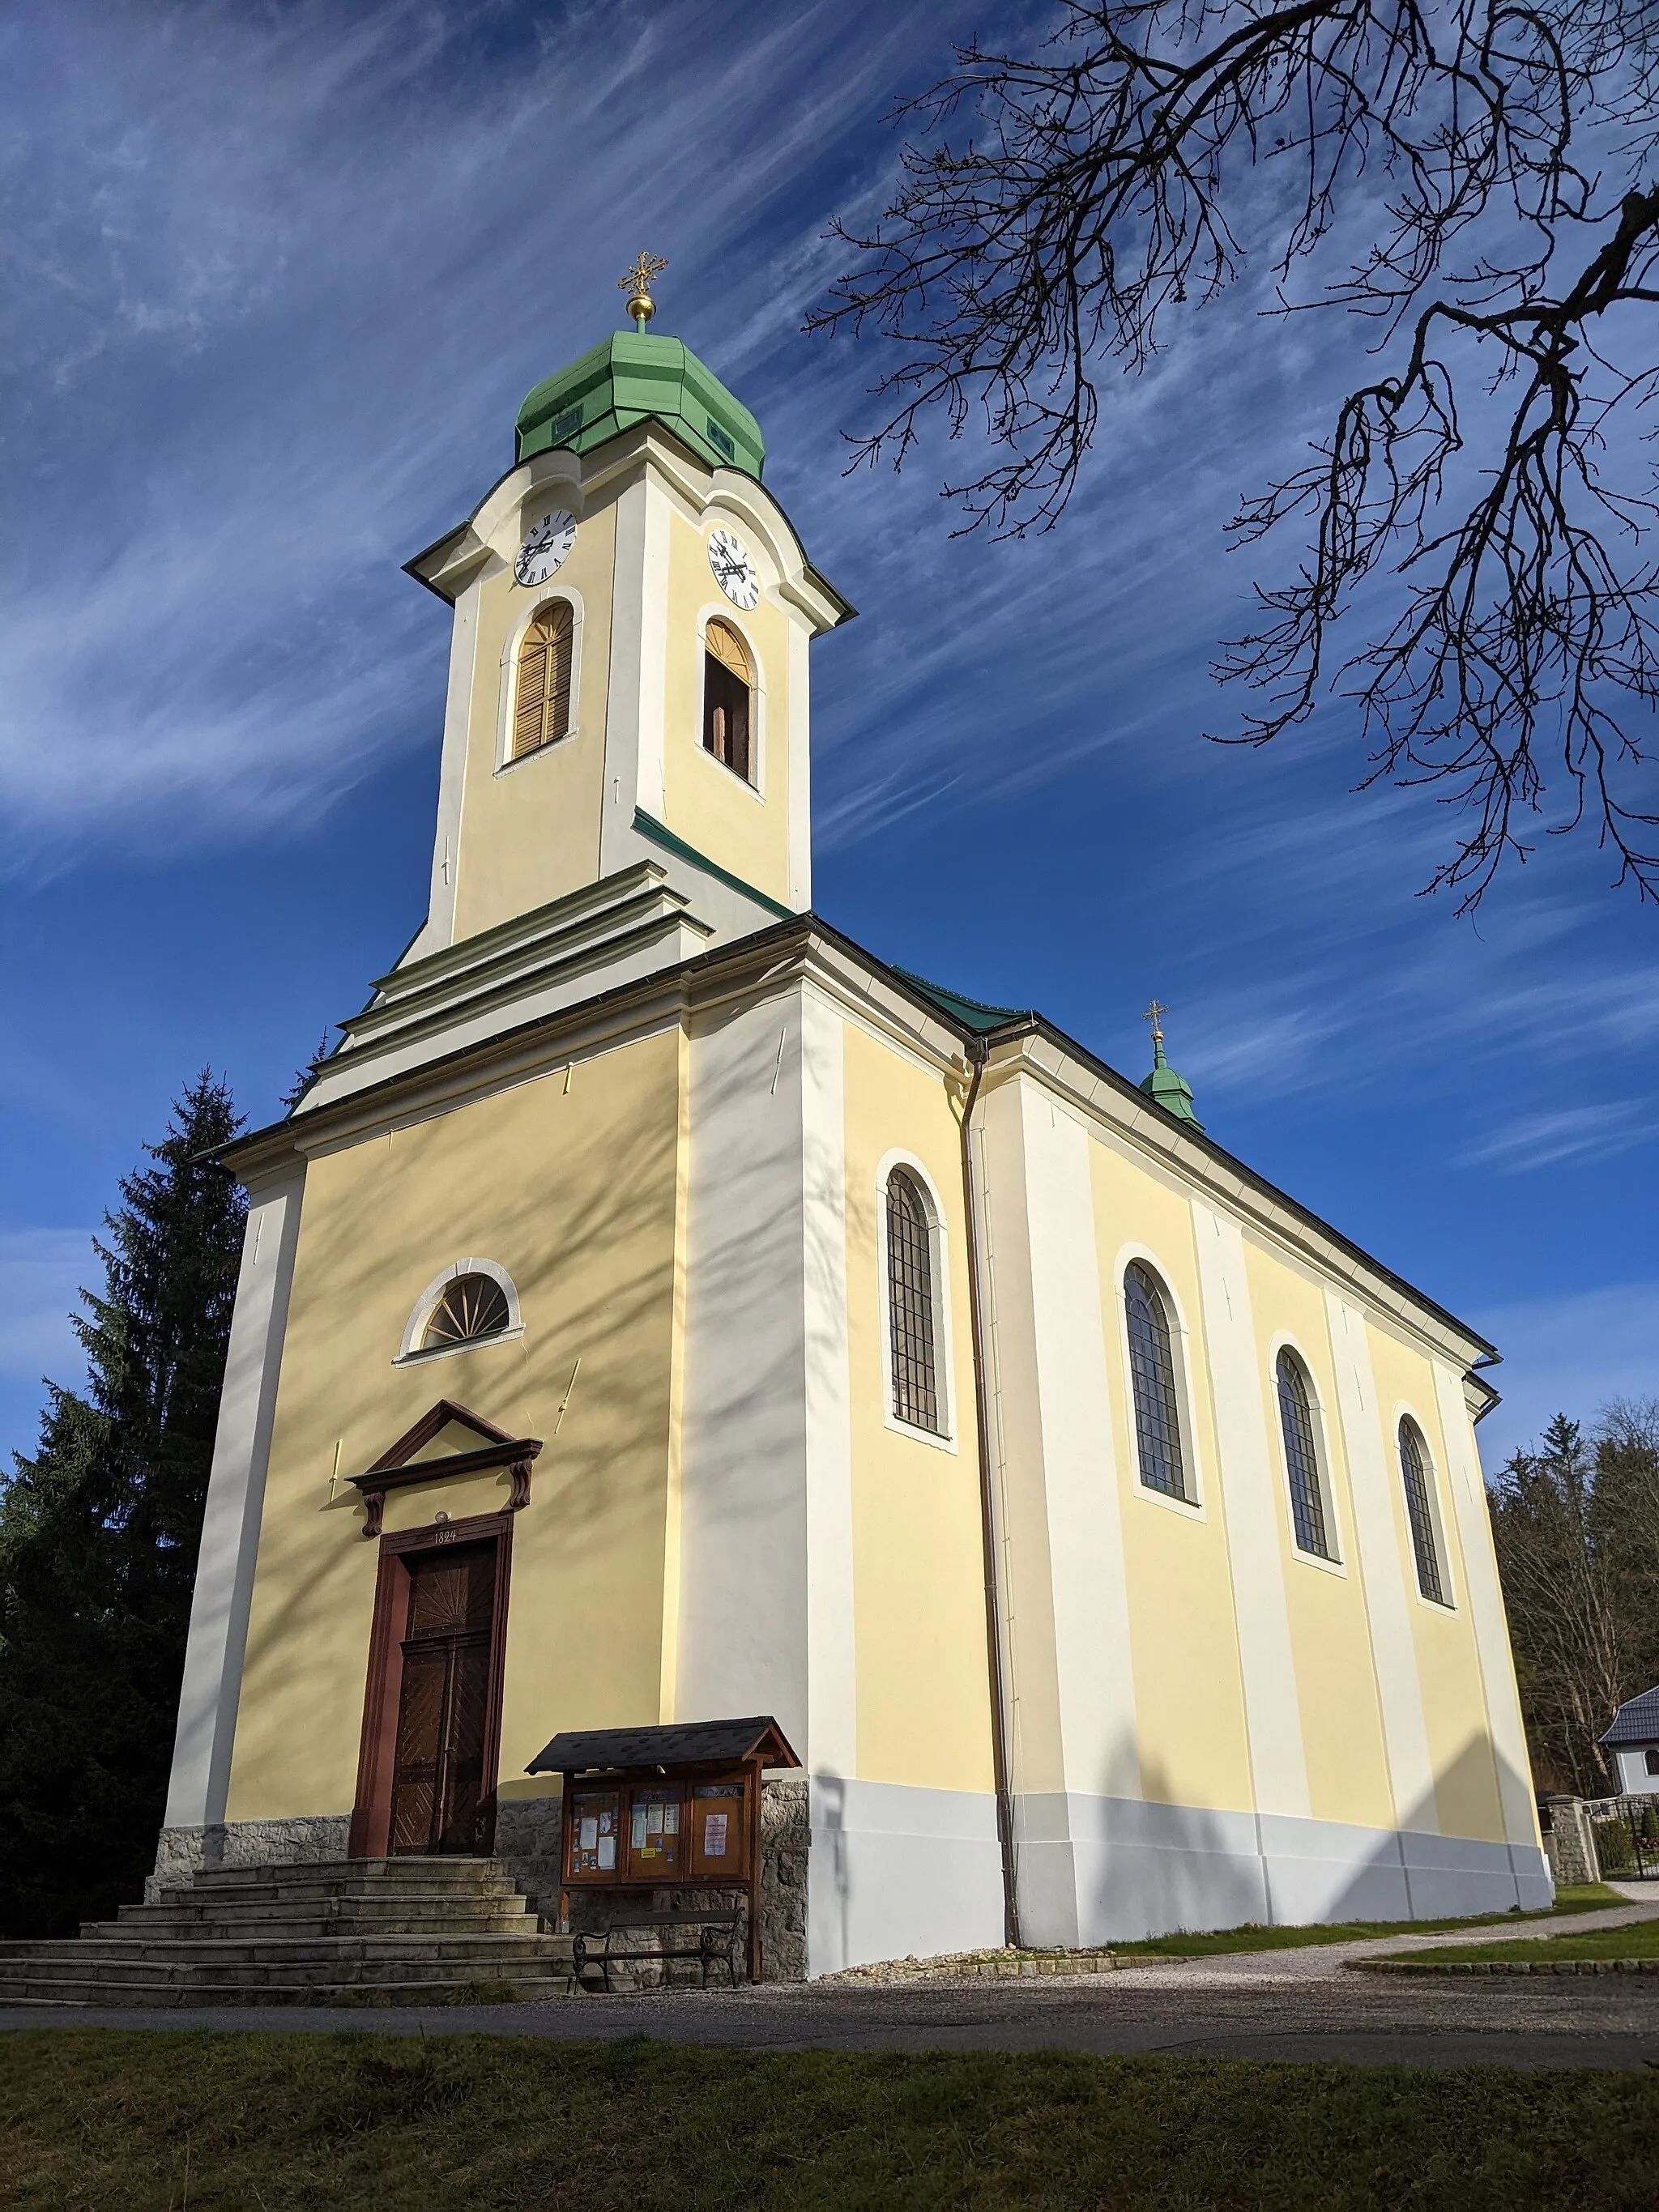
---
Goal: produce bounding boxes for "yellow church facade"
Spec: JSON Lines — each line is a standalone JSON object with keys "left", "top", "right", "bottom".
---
{"left": 159, "top": 318, "right": 1546, "bottom": 1975}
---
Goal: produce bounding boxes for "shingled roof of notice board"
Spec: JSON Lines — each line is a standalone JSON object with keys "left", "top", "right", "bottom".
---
{"left": 526, "top": 1716, "right": 800, "bottom": 1775}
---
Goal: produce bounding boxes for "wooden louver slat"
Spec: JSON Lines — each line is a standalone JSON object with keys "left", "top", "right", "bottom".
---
{"left": 511, "top": 602, "right": 574, "bottom": 761}
{"left": 704, "top": 618, "right": 750, "bottom": 681}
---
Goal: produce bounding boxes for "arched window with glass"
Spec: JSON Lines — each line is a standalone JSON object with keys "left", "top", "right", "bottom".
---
{"left": 702, "top": 619, "right": 753, "bottom": 782}
{"left": 511, "top": 601, "right": 574, "bottom": 760}
{"left": 1124, "top": 1261, "right": 1191, "bottom": 1502}
{"left": 885, "top": 1168, "right": 942, "bottom": 1434}
{"left": 1276, "top": 1350, "right": 1335, "bottom": 1560}
{"left": 1398, "top": 1417, "right": 1448, "bottom": 1604}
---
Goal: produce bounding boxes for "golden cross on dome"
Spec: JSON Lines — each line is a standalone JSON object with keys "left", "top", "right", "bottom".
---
{"left": 619, "top": 250, "right": 668, "bottom": 330}
{"left": 1143, "top": 999, "right": 1167, "bottom": 1046}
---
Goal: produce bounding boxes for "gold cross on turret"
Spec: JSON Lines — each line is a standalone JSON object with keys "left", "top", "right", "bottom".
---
{"left": 620, "top": 250, "right": 668, "bottom": 331}
{"left": 1143, "top": 999, "right": 1167, "bottom": 1047}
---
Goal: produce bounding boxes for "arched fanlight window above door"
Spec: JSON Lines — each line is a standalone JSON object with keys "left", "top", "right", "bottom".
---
{"left": 421, "top": 1274, "right": 510, "bottom": 1350}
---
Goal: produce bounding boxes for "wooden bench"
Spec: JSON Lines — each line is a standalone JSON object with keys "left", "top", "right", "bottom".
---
{"left": 572, "top": 1909, "right": 743, "bottom": 1993}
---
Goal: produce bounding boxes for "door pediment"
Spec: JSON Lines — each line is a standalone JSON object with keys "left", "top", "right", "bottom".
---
{"left": 346, "top": 1400, "right": 543, "bottom": 1539}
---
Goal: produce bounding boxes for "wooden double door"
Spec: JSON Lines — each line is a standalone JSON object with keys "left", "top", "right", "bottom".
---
{"left": 351, "top": 1517, "right": 512, "bottom": 1860}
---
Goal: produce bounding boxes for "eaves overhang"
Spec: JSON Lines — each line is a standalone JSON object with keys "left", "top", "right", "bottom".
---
{"left": 217, "top": 909, "right": 1495, "bottom": 1372}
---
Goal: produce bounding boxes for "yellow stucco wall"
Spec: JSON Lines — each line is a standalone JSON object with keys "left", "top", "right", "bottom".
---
{"left": 842, "top": 1021, "right": 996, "bottom": 1797}
{"left": 1366, "top": 1319, "right": 1507, "bottom": 1843}
{"left": 225, "top": 1027, "right": 684, "bottom": 1823}
{"left": 1088, "top": 1140, "right": 1256, "bottom": 1815}
{"left": 451, "top": 495, "right": 617, "bottom": 942}
{"left": 1240, "top": 1235, "right": 1397, "bottom": 1834}
{"left": 659, "top": 507, "right": 794, "bottom": 907}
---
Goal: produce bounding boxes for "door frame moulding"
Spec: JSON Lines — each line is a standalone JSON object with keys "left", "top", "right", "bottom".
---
{"left": 348, "top": 1507, "right": 514, "bottom": 1860}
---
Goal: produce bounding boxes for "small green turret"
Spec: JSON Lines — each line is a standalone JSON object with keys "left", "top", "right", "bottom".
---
{"left": 1139, "top": 1002, "right": 1203, "bottom": 1131}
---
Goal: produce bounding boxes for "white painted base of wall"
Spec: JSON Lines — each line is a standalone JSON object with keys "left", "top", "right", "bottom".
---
{"left": 1016, "top": 1792, "right": 1553, "bottom": 1944}
{"left": 805, "top": 1777, "right": 1005, "bottom": 1976}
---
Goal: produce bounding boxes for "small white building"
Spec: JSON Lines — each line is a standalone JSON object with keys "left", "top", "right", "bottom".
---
{"left": 1600, "top": 1688, "right": 1659, "bottom": 1797}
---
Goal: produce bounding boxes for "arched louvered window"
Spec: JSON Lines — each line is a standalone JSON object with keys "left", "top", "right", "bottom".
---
{"left": 1276, "top": 1351, "right": 1334, "bottom": 1560}
{"left": 511, "top": 601, "right": 574, "bottom": 761}
{"left": 420, "top": 1273, "right": 511, "bottom": 1352}
{"left": 1398, "top": 1419, "right": 1447, "bottom": 1604}
{"left": 702, "top": 620, "right": 753, "bottom": 782}
{"left": 886, "top": 1169, "right": 941, "bottom": 1434}
{"left": 1124, "top": 1262, "right": 1190, "bottom": 1502}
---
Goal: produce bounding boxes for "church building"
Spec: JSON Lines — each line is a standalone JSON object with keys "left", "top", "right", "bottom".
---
{"left": 158, "top": 277, "right": 1548, "bottom": 1979}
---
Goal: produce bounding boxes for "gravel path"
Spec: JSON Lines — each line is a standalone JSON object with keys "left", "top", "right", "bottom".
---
{"left": 5, "top": 1888, "right": 1658, "bottom": 2069}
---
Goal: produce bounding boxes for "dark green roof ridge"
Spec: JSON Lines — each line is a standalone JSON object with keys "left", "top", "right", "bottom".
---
{"left": 517, "top": 333, "right": 764, "bottom": 477}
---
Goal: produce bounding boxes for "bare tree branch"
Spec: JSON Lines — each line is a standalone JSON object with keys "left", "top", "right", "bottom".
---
{"left": 814, "top": 2, "right": 1659, "bottom": 902}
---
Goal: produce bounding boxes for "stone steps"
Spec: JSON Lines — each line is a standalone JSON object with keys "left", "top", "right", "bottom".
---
{"left": 96, "top": 1901, "right": 539, "bottom": 1938}
{"left": 0, "top": 1856, "right": 578, "bottom": 2008}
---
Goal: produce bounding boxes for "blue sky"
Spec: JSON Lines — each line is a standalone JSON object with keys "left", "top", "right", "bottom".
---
{"left": 3, "top": 0, "right": 1657, "bottom": 1477}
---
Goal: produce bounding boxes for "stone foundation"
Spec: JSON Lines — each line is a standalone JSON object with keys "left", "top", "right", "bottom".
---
{"left": 147, "top": 1816, "right": 351, "bottom": 1902}
{"left": 147, "top": 1779, "right": 811, "bottom": 1979}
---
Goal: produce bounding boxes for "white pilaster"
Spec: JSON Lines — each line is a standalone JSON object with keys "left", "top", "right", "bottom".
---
{"left": 676, "top": 985, "right": 811, "bottom": 1747}
{"left": 785, "top": 613, "right": 812, "bottom": 911}
{"left": 407, "top": 575, "right": 482, "bottom": 961}
{"left": 1190, "top": 1201, "right": 1309, "bottom": 1823}
{"left": 1432, "top": 1360, "right": 1543, "bottom": 1864}
{"left": 599, "top": 473, "right": 669, "bottom": 878}
{"left": 163, "top": 1167, "right": 305, "bottom": 1831}
{"left": 800, "top": 987, "right": 855, "bottom": 1783}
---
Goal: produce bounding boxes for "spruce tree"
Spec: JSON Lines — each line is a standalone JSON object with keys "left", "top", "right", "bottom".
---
{"left": 0, "top": 1072, "right": 245, "bottom": 1936}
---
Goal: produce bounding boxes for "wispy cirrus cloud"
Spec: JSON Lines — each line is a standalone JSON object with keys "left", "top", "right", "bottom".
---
{"left": 1457, "top": 1103, "right": 1655, "bottom": 1174}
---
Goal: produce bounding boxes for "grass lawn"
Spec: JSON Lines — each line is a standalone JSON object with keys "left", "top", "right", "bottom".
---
{"left": 1107, "top": 1884, "right": 1628, "bottom": 1958}
{"left": 3, "top": 2030, "right": 1659, "bottom": 2210}
{"left": 1384, "top": 1918, "right": 1659, "bottom": 1967}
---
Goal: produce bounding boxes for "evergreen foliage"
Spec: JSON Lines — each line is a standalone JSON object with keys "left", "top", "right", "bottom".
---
{"left": 1489, "top": 1404, "right": 1659, "bottom": 1796}
{"left": 0, "top": 1073, "right": 245, "bottom": 1937}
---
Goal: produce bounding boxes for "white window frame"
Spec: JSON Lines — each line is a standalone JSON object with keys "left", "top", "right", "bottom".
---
{"left": 875, "top": 1149, "right": 957, "bottom": 1453}
{"left": 394, "top": 1257, "right": 524, "bottom": 1366}
{"left": 695, "top": 603, "right": 767, "bottom": 801}
{"left": 1112, "top": 1243, "right": 1205, "bottom": 1517}
{"left": 497, "top": 584, "right": 586, "bottom": 772}
{"left": 1267, "top": 1336, "right": 1346, "bottom": 1574}
{"left": 1394, "top": 1406, "right": 1457, "bottom": 1611}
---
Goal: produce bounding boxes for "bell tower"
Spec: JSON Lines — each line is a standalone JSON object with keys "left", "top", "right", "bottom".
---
{"left": 297, "top": 270, "right": 852, "bottom": 1115}
{"left": 403, "top": 278, "right": 851, "bottom": 958}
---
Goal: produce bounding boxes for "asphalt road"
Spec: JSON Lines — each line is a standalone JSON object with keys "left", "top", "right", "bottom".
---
{"left": 4, "top": 1971, "right": 1659, "bottom": 2069}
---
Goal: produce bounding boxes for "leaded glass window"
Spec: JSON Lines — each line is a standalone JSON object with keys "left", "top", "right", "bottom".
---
{"left": 421, "top": 1273, "right": 510, "bottom": 1352}
{"left": 886, "top": 1170, "right": 941, "bottom": 1434}
{"left": 1277, "top": 1351, "right": 1333, "bottom": 1559}
{"left": 1398, "top": 1419, "right": 1447, "bottom": 1604}
{"left": 1124, "top": 1262, "right": 1189, "bottom": 1501}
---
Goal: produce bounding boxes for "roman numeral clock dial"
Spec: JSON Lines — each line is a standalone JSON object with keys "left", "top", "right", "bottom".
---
{"left": 515, "top": 509, "right": 578, "bottom": 587}
{"left": 708, "top": 528, "right": 759, "bottom": 611}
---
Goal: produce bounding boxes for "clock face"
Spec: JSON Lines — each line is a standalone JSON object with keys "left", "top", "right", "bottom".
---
{"left": 708, "top": 527, "right": 760, "bottom": 611}
{"left": 514, "top": 509, "right": 578, "bottom": 587}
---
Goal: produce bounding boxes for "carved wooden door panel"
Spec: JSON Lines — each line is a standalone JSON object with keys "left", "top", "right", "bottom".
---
{"left": 387, "top": 1542, "right": 497, "bottom": 1856}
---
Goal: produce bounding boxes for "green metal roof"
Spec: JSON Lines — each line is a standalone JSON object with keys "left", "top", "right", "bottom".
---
{"left": 516, "top": 333, "right": 764, "bottom": 477}
{"left": 1140, "top": 1036, "right": 1204, "bottom": 1131}
{"left": 893, "top": 968, "right": 1033, "bottom": 1036}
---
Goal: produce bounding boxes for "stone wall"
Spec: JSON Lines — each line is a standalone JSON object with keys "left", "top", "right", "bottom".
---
{"left": 1541, "top": 1795, "right": 1600, "bottom": 1887}
{"left": 147, "top": 1816, "right": 351, "bottom": 1902}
